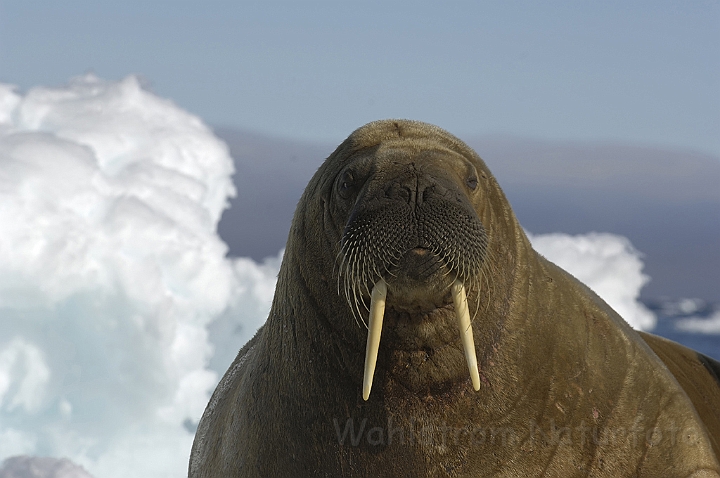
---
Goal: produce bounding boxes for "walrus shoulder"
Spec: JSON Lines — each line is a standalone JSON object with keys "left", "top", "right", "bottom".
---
{"left": 189, "top": 327, "right": 263, "bottom": 477}
{"left": 639, "top": 331, "right": 720, "bottom": 459}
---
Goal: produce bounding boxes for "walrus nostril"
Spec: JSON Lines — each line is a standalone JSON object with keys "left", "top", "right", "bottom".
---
{"left": 384, "top": 181, "right": 412, "bottom": 203}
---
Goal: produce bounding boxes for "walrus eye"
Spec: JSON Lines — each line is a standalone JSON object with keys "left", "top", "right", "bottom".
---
{"left": 466, "top": 176, "right": 478, "bottom": 190}
{"left": 338, "top": 170, "right": 355, "bottom": 198}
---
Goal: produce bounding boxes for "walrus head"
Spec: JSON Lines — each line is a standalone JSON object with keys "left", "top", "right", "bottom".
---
{"left": 288, "top": 119, "right": 520, "bottom": 401}
{"left": 334, "top": 135, "right": 489, "bottom": 399}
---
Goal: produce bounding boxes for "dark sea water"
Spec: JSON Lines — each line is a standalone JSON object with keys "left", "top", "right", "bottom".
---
{"left": 643, "top": 298, "right": 720, "bottom": 362}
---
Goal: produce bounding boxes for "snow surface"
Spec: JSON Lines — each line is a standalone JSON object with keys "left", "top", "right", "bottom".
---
{"left": 0, "top": 76, "right": 658, "bottom": 477}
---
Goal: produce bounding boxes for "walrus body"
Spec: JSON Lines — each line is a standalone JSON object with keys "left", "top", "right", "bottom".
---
{"left": 189, "top": 120, "right": 720, "bottom": 477}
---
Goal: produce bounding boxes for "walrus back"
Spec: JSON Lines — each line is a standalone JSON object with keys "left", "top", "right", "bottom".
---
{"left": 639, "top": 332, "right": 720, "bottom": 458}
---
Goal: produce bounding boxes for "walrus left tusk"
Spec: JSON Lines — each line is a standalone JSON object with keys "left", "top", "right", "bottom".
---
{"left": 452, "top": 280, "right": 481, "bottom": 391}
{"left": 362, "top": 279, "right": 387, "bottom": 400}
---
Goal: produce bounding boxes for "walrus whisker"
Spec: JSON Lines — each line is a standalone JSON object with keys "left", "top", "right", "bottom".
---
{"left": 362, "top": 282, "right": 372, "bottom": 305}
{"left": 356, "top": 256, "right": 370, "bottom": 310}
{"left": 438, "top": 267, "right": 452, "bottom": 280}
{"left": 336, "top": 243, "right": 348, "bottom": 276}
{"left": 360, "top": 262, "right": 370, "bottom": 299}
{"left": 333, "top": 267, "right": 347, "bottom": 295}
{"left": 334, "top": 244, "right": 346, "bottom": 271}
{"left": 471, "top": 271, "right": 487, "bottom": 324}
{"left": 430, "top": 246, "right": 452, "bottom": 278}
{"left": 351, "top": 273, "right": 368, "bottom": 328}
{"left": 344, "top": 277, "right": 362, "bottom": 329}
{"left": 362, "top": 279, "right": 387, "bottom": 400}
{"left": 370, "top": 260, "right": 384, "bottom": 284}
{"left": 353, "top": 282, "right": 368, "bottom": 328}
{"left": 457, "top": 254, "right": 483, "bottom": 324}
{"left": 343, "top": 249, "right": 368, "bottom": 329}
{"left": 366, "top": 258, "right": 382, "bottom": 299}
{"left": 351, "top": 286, "right": 367, "bottom": 329}
{"left": 471, "top": 275, "right": 482, "bottom": 324}
{"left": 342, "top": 252, "right": 353, "bottom": 291}
{"left": 351, "top": 284, "right": 365, "bottom": 327}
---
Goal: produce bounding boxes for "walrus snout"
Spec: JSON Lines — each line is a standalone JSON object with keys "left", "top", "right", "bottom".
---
{"left": 338, "top": 170, "right": 488, "bottom": 293}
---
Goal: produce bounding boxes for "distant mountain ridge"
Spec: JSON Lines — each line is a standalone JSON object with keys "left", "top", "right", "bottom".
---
{"left": 214, "top": 127, "right": 720, "bottom": 301}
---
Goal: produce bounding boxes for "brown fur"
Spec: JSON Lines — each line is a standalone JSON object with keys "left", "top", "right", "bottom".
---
{"left": 639, "top": 332, "right": 720, "bottom": 459}
{"left": 189, "top": 120, "right": 720, "bottom": 477}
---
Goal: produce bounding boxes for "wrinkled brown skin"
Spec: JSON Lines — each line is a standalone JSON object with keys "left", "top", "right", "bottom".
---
{"left": 189, "top": 120, "right": 720, "bottom": 477}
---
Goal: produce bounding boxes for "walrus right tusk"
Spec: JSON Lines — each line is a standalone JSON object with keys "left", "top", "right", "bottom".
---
{"left": 362, "top": 279, "right": 387, "bottom": 400}
{"left": 451, "top": 280, "right": 481, "bottom": 391}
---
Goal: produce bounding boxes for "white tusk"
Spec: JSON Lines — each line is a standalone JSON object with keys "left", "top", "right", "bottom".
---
{"left": 362, "top": 279, "right": 387, "bottom": 400}
{"left": 451, "top": 280, "right": 481, "bottom": 391}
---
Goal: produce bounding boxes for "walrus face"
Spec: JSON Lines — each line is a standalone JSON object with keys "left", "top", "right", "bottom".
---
{"left": 334, "top": 144, "right": 488, "bottom": 399}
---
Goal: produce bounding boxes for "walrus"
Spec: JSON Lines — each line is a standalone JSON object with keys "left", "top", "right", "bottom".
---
{"left": 189, "top": 120, "right": 720, "bottom": 477}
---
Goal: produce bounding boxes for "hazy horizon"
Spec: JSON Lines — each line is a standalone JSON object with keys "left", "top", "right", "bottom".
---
{"left": 214, "top": 125, "right": 720, "bottom": 302}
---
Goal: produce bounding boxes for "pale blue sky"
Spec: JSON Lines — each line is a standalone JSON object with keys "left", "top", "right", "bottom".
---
{"left": 1, "top": 0, "right": 718, "bottom": 155}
